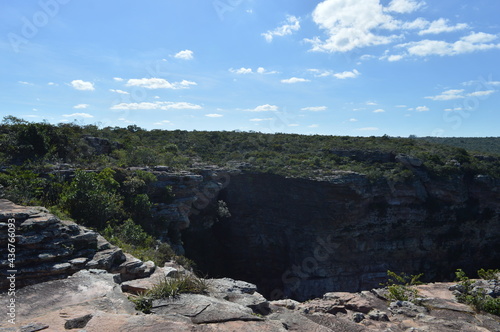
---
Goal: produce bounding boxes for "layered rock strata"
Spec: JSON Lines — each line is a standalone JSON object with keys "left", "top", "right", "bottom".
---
{"left": 184, "top": 168, "right": 500, "bottom": 301}
{"left": 0, "top": 199, "right": 154, "bottom": 290}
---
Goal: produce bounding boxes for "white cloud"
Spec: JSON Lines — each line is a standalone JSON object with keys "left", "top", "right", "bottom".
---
{"left": 401, "top": 18, "right": 429, "bottom": 30}
{"left": 467, "top": 90, "right": 495, "bottom": 97}
{"left": 349, "top": 118, "right": 358, "bottom": 122}
{"left": 250, "top": 118, "right": 273, "bottom": 122}
{"left": 308, "top": 69, "right": 333, "bottom": 77}
{"left": 308, "top": 68, "right": 360, "bottom": 78}
{"left": 205, "top": 114, "right": 223, "bottom": 118}
{"left": 109, "top": 89, "right": 129, "bottom": 95}
{"left": 281, "top": 77, "right": 311, "bottom": 84}
{"left": 358, "top": 127, "right": 379, "bottom": 131}
{"left": 178, "top": 80, "right": 197, "bottom": 88}
{"left": 425, "top": 89, "right": 464, "bottom": 101}
{"left": 126, "top": 78, "right": 197, "bottom": 90}
{"left": 48, "top": 82, "right": 58, "bottom": 86}
{"left": 113, "top": 77, "right": 124, "bottom": 82}
{"left": 257, "top": 67, "right": 279, "bottom": 74}
{"left": 373, "top": 109, "right": 385, "bottom": 113}
{"left": 247, "top": 104, "right": 279, "bottom": 112}
{"left": 262, "top": 15, "right": 301, "bottom": 42}
{"left": 418, "top": 18, "right": 468, "bottom": 35}
{"left": 288, "top": 124, "right": 300, "bottom": 127}
{"left": 118, "top": 118, "right": 134, "bottom": 123}
{"left": 230, "top": 67, "right": 278, "bottom": 75}
{"left": 366, "top": 101, "right": 378, "bottom": 105}
{"left": 301, "top": 106, "right": 327, "bottom": 111}
{"left": 307, "top": 0, "right": 498, "bottom": 58}
{"left": 306, "top": 0, "right": 399, "bottom": 53}
{"left": 230, "top": 67, "right": 253, "bottom": 74}
{"left": 334, "top": 69, "right": 360, "bottom": 79}
{"left": 399, "top": 32, "right": 500, "bottom": 57}
{"left": 111, "top": 101, "right": 202, "bottom": 110}
{"left": 385, "top": 0, "right": 425, "bottom": 13}
{"left": 73, "top": 104, "right": 89, "bottom": 109}
{"left": 387, "top": 54, "right": 403, "bottom": 61}
{"left": 19, "top": 81, "right": 34, "bottom": 85}
{"left": 62, "top": 113, "right": 94, "bottom": 118}
{"left": 360, "top": 54, "right": 376, "bottom": 60}
{"left": 70, "top": 80, "right": 95, "bottom": 91}
{"left": 174, "top": 50, "right": 194, "bottom": 60}
{"left": 308, "top": 124, "right": 319, "bottom": 128}
{"left": 463, "top": 80, "right": 500, "bottom": 87}
{"left": 154, "top": 120, "right": 172, "bottom": 125}
{"left": 396, "top": 105, "right": 407, "bottom": 108}
{"left": 416, "top": 106, "right": 430, "bottom": 112}
{"left": 461, "top": 32, "right": 498, "bottom": 44}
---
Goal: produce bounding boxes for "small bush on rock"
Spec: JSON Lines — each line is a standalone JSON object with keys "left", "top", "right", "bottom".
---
{"left": 130, "top": 274, "right": 209, "bottom": 313}
{"left": 454, "top": 268, "right": 500, "bottom": 316}
{"left": 382, "top": 270, "right": 423, "bottom": 302}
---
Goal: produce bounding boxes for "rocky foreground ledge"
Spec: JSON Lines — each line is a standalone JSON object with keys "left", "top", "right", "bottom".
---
{"left": 0, "top": 200, "right": 499, "bottom": 331}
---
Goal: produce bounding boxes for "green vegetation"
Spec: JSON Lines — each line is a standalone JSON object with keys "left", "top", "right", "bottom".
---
{"left": 382, "top": 270, "right": 424, "bottom": 302}
{"left": 60, "top": 168, "right": 124, "bottom": 229}
{"left": 1, "top": 117, "right": 500, "bottom": 281}
{"left": 103, "top": 219, "right": 175, "bottom": 266}
{"left": 454, "top": 269, "right": 500, "bottom": 316}
{"left": 130, "top": 274, "right": 209, "bottom": 313}
{"left": 0, "top": 160, "right": 183, "bottom": 268}
{"left": 1, "top": 117, "right": 500, "bottom": 181}
{"left": 477, "top": 268, "right": 500, "bottom": 280}
{"left": 418, "top": 137, "right": 500, "bottom": 155}
{"left": 0, "top": 166, "right": 45, "bottom": 204}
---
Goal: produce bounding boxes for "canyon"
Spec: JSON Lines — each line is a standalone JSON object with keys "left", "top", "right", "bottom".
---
{"left": 1, "top": 155, "right": 500, "bottom": 331}
{"left": 183, "top": 163, "right": 500, "bottom": 301}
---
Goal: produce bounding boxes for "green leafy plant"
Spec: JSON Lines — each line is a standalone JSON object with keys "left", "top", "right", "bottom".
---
{"left": 477, "top": 268, "right": 500, "bottom": 280}
{"left": 130, "top": 274, "right": 209, "bottom": 313}
{"left": 382, "top": 270, "right": 423, "bottom": 302}
{"left": 454, "top": 268, "right": 500, "bottom": 316}
{"left": 60, "top": 169, "right": 124, "bottom": 228}
{"left": 103, "top": 219, "right": 175, "bottom": 265}
{"left": 0, "top": 166, "right": 45, "bottom": 205}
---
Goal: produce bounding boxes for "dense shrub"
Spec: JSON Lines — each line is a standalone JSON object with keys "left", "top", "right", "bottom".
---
{"left": 455, "top": 269, "right": 500, "bottom": 316}
{"left": 60, "top": 169, "right": 124, "bottom": 228}
{"left": 382, "top": 270, "right": 424, "bottom": 302}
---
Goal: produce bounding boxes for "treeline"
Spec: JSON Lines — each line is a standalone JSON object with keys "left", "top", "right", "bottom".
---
{"left": 1, "top": 116, "right": 499, "bottom": 180}
{"left": 418, "top": 137, "right": 500, "bottom": 155}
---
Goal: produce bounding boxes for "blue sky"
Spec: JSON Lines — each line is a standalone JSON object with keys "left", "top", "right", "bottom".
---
{"left": 1, "top": 0, "right": 499, "bottom": 137}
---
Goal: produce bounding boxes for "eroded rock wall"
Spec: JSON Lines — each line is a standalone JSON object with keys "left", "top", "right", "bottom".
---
{"left": 184, "top": 170, "right": 500, "bottom": 301}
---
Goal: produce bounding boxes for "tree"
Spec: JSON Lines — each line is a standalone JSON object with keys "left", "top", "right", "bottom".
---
{"left": 60, "top": 169, "right": 123, "bottom": 228}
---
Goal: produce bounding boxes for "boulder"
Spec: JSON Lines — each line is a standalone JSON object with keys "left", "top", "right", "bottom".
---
{"left": 151, "top": 294, "right": 262, "bottom": 324}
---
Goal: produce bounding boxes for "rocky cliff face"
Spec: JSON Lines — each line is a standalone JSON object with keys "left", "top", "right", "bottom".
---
{"left": 3, "top": 161, "right": 499, "bottom": 303}
{"left": 183, "top": 167, "right": 500, "bottom": 301}
{"left": 0, "top": 199, "right": 155, "bottom": 290}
